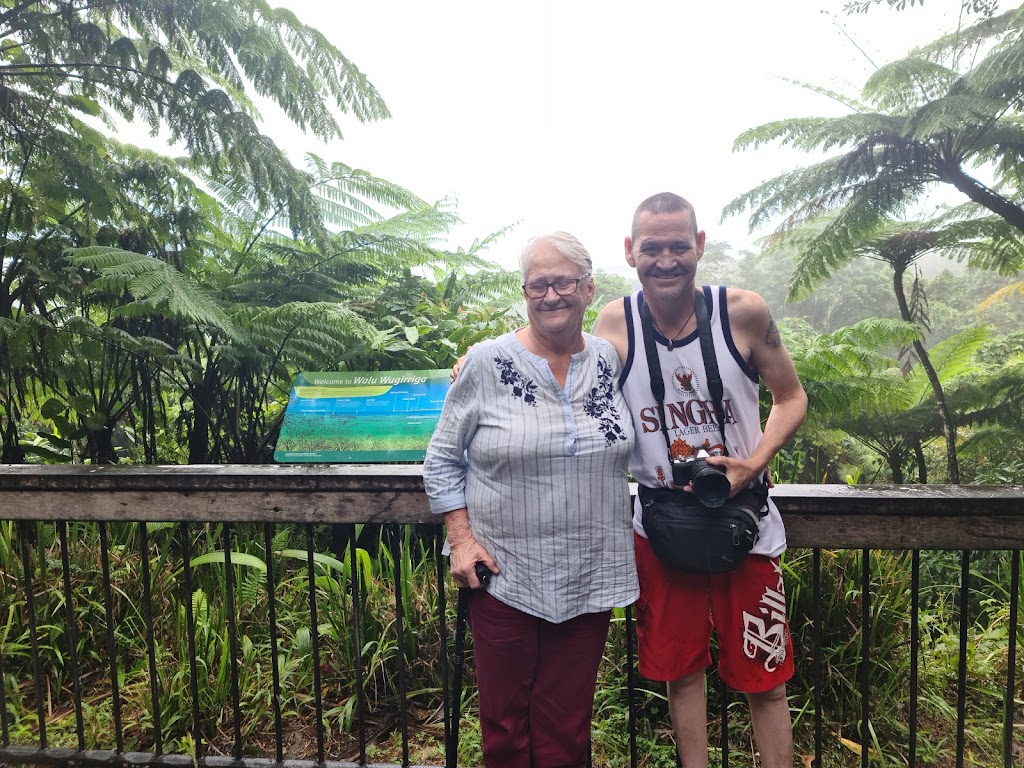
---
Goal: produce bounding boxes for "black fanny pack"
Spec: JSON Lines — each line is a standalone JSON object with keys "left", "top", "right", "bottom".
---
{"left": 639, "top": 481, "right": 769, "bottom": 573}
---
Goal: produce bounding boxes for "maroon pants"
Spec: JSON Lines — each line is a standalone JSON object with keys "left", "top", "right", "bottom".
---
{"left": 468, "top": 591, "right": 610, "bottom": 768}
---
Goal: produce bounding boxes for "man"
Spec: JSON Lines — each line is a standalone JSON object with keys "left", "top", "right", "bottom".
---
{"left": 593, "top": 192, "right": 807, "bottom": 768}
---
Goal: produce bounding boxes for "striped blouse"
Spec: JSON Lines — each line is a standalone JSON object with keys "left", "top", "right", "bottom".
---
{"left": 423, "top": 331, "right": 638, "bottom": 623}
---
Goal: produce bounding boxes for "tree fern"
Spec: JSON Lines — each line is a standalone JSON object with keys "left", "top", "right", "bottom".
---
{"left": 793, "top": 317, "right": 921, "bottom": 416}
{"left": 725, "top": 8, "right": 1024, "bottom": 241}
{"left": 864, "top": 56, "right": 961, "bottom": 108}
{"left": 66, "top": 246, "right": 238, "bottom": 336}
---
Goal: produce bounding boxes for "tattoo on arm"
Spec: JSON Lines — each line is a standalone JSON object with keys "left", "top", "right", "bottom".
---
{"left": 765, "top": 316, "right": 781, "bottom": 347}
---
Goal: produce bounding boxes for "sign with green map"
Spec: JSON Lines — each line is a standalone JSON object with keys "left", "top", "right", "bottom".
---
{"left": 274, "top": 370, "right": 451, "bottom": 462}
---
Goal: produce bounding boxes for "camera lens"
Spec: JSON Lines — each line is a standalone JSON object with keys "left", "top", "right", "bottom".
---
{"left": 691, "top": 462, "right": 731, "bottom": 507}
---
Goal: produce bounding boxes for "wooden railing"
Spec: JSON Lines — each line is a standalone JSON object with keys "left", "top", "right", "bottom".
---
{"left": 0, "top": 465, "right": 1022, "bottom": 767}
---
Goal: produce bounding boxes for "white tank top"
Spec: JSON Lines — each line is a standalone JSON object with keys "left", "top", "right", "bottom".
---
{"left": 621, "top": 286, "right": 786, "bottom": 557}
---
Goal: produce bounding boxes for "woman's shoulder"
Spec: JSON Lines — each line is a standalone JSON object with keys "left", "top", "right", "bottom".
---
{"left": 465, "top": 331, "right": 517, "bottom": 361}
{"left": 584, "top": 332, "right": 618, "bottom": 357}
{"left": 460, "top": 332, "right": 522, "bottom": 377}
{"left": 584, "top": 333, "right": 624, "bottom": 372}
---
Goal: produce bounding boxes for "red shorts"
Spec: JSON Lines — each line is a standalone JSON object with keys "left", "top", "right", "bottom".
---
{"left": 634, "top": 533, "right": 794, "bottom": 693}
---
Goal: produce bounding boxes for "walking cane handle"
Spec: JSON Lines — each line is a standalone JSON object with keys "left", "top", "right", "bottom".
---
{"left": 474, "top": 561, "right": 492, "bottom": 586}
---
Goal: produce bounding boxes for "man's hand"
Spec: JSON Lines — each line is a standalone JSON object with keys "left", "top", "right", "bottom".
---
{"left": 450, "top": 353, "right": 468, "bottom": 382}
{"left": 704, "top": 454, "right": 765, "bottom": 498}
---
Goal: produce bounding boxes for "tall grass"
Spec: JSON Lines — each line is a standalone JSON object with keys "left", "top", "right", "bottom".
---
{"left": 0, "top": 521, "right": 1020, "bottom": 766}
{"left": 0, "top": 521, "right": 452, "bottom": 761}
{"left": 784, "top": 548, "right": 1022, "bottom": 766}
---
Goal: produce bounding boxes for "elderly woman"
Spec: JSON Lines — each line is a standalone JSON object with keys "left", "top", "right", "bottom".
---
{"left": 423, "top": 232, "right": 637, "bottom": 767}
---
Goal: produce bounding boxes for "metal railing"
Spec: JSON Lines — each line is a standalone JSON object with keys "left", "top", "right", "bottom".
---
{"left": 0, "top": 465, "right": 1022, "bottom": 767}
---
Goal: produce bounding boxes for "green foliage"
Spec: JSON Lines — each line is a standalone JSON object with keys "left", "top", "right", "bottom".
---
{"left": 725, "top": 7, "right": 1024, "bottom": 248}
{"left": 729, "top": 43, "right": 1024, "bottom": 481}
{"left": 791, "top": 320, "right": 1003, "bottom": 483}
{"left": 787, "top": 546, "right": 1023, "bottom": 766}
{"left": 845, "top": 0, "right": 999, "bottom": 15}
{"left": 792, "top": 317, "right": 923, "bottom": 417}
{"left": 3, "top": 521, "right": 1019, "bottom": 765}
{"left": 590, "top": 268, "right": 637, "bottom": 311}
{"left": 0, "top": 0, "right": 388, "bottom": 229}
{"left": 0, "top": 0, "right": 526, "bottom": 464}
{"left": 66, "top": 246, "right": 239, "bottom": 335}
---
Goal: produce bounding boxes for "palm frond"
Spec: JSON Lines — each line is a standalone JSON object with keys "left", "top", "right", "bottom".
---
{"left": 914, "top": 6, "right": 1020, "bottom": 63}
{"left": 792, "top": 318, "right": 921, "bottom": 417}
{"left": 732, "top": 112, "right": 906, "bottom": 155}
{"left": 908, "top": 93, "right": 1012, "bottom": 140}
{"left": 232, "top": 301, "right": 375, "bottom": 369}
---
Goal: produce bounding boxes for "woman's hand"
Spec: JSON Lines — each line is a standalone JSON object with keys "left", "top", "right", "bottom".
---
{"left": 449, "top": 536, "right": 497, "bottom": 588}
{"left": 444, "top": 507, "right": 498, "bottom": 588}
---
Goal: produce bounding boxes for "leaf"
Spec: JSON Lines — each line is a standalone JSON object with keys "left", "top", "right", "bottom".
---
{"left": 67, "top": 94, "right": 103, "bottom": 117}
{"left": 36, "top": 430, "right": 74, "bottom": 449}
{"left": 84, "top": 411, "right": 108, "bottom": 431}
{"left": 837, "top": 735, "right": 863, "bottom": 755}
{"left": 65, "top": 246, "right": 239, "bottom": 337}
{"left": 20, "top": 444, "right": 71, "bottom": 462}
{"left": 189, "top": 552, "right": 268, "bottom": 571}
{"left": 40, "top": 398, "right": 64, "bottom": 420}
{"left": 279, "top": 549, "right": 347, "bottom": 573}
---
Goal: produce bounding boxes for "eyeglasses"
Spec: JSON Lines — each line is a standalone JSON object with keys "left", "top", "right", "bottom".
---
{"left": 521, "top": 273, "right": 591, "bottom": 300}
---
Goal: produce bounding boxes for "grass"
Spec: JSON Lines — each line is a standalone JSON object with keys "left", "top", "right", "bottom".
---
{"left": 1, "top": 521, "right": 1021, "bottom": 766}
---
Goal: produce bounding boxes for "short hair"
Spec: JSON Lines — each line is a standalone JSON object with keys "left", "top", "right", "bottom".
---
{"left": 631, "top": 192, "right": 698, "bottom": 241}
{"left": 519, "top": 231, "right": 593, "bottom": 281}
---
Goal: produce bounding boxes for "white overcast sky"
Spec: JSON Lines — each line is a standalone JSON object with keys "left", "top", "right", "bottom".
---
{"left": 251, "top": 1, "right": 989, "bottom": 273}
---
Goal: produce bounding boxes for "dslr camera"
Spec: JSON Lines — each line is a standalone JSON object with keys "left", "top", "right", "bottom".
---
{"left": 671, "top": 450, "right": 731, "bottom": 508}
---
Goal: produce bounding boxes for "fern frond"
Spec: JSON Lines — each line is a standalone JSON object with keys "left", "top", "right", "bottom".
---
{"left": 921, "top": 325, "right": 993, "bottom": 383}
{"left": 231, "top": 301, "right": 375, "bottom": 369}
{"left": 864, "top": 56, "right": 959, "bottom": 110}
{"left": 65, "top": 246, "right": 237, "bottom": 336}
{"left": 976, "top": 280, "right": 1024, "bottom": 311}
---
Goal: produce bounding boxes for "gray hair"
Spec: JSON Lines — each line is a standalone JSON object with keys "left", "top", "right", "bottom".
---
{"left": 519, "top": 231, "right": 593, "bottom": 281}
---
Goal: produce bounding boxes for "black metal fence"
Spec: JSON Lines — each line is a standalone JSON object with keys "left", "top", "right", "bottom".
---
{"left": 0, "top": 465, "right": 1022, "bottom": 767}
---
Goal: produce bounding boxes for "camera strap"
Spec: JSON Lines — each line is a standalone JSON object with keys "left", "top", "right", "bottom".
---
{"left": 639, "top": 287, "right": 729, "bottom": 461}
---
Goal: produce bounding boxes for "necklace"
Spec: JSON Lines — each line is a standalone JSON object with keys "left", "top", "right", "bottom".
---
{"left": 651, "top": 305, "right": 696, "bottom": 351}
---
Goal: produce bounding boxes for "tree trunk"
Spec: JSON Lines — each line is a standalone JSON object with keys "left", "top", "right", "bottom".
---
{"left": 187, "top": 347, "right": 220, "bottom": 464}
{"left": 913, "top": 441, "right": 927, "bottom": 484}
{"left": 1, "top": 409, "right": 25, "bottom": 463}
{"left": 892, "top": 268, "right": 960, "bottom": 484}
{"left": 85, "top": 425, "right": 118, "bottom": 464}
{"left": 888, "top": 448, "right": 905, "bottom": 483}
{"left": 188, "top": 379, "right": 214, "bottom": 464}
{"left": 943, "top": 163, "right": 1024, "bottom": 236}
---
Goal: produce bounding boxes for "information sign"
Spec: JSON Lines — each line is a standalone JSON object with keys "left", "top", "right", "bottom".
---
{"left": 274, "top": 370, "right": 450, "bottom": 462}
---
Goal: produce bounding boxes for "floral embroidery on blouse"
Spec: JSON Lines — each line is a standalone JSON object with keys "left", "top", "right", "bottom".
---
{"left": 494, "top": 355, "right": 538, "bottom": 405}
{"left": 586, "top": 355, "right": 628, "bottom": 445}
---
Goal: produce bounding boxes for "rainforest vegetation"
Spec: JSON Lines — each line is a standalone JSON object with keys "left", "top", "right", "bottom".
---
{"left": 1, "top": 1, "right": 1023, "bottom": 765}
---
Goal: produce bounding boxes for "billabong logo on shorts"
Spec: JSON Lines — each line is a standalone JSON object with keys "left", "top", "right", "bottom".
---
{"left": 740, "top": 560, "right": 789, "bottom": 672}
